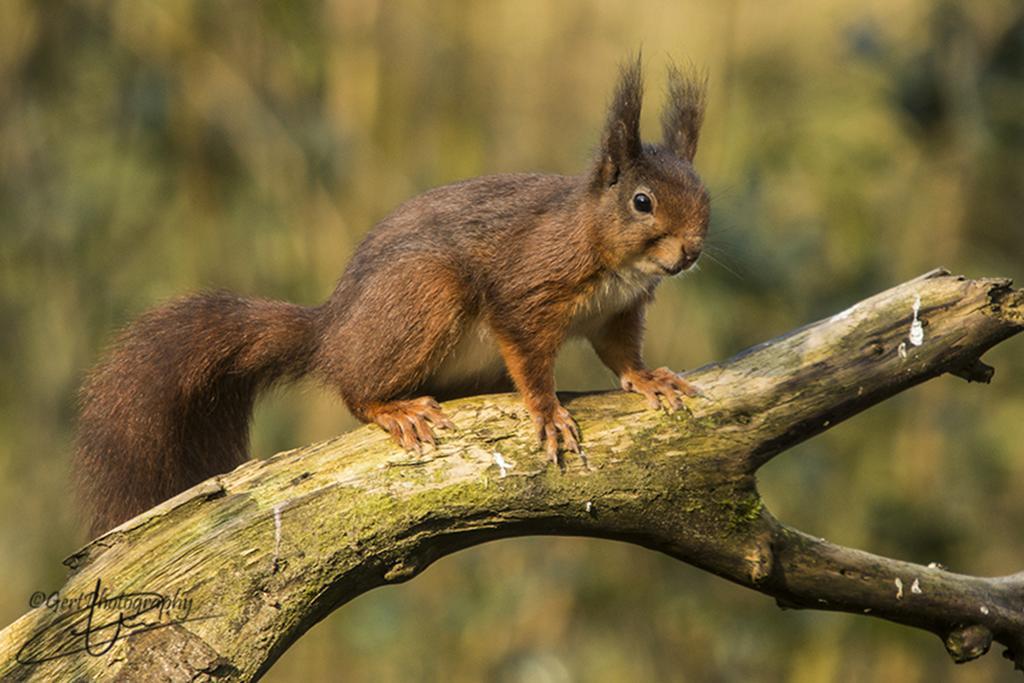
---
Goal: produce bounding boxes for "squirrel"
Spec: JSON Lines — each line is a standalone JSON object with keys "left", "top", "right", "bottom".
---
{"left": 73, "top": 58, "right": 710, "bottom": 537}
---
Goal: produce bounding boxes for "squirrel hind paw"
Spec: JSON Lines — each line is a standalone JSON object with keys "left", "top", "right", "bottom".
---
{"left": 369, "top": 397, "right": 455, "bottom": 453}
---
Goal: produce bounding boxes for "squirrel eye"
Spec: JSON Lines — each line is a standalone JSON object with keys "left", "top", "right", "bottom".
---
{"left": 632, "top": 192, "right": 653, "bottom": 213}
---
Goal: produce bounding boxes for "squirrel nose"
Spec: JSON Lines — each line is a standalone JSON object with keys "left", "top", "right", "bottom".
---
{"left": 662, "top": 249, "right": 699, "bottom": 276}
{"left": 677, "top": 246, "right": 701, "bottom": 272}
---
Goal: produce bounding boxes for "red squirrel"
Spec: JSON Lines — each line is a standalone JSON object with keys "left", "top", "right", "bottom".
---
{"left": 74, "top": 59, "right": 709, "bottom": 536}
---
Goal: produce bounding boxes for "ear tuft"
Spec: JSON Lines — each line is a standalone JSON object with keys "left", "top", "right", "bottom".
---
{"left": 594, "top": 55, "right": 644, "bottom": 188}
{"left": 661, "top": 62, "right": 707, "bottom": 162}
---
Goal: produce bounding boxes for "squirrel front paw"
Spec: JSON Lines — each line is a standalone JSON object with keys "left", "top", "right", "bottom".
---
{"left": 533, "top": 404, "right": 581, "bottom": 465}
{"left": 620, "top": 367, "right": 700, "bottom": 412}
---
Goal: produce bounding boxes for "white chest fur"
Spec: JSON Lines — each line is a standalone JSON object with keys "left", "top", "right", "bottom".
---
{"left": 568, "top": 268, "right": 659, "bottom": 336}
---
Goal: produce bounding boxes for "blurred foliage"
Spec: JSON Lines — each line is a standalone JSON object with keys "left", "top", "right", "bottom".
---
{"left": 1, "top": 0, "right": 1023, "bottom": 681}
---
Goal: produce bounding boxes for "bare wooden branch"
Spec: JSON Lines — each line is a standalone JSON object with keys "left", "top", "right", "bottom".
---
{"left": 1, "top": 271, "right": 1021, "bottom": 681}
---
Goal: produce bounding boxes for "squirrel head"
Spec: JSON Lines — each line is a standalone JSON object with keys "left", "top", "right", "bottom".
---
{"left": 589, "top": 58, "right": 709, "bottom": 277}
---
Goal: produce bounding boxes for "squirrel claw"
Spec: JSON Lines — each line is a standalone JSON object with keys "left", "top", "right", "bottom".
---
{"left": 621, "top": 367, "right": 700, "bottom": 413}
{"left": 534, "top": 405, "right": 581, "bottom": 466}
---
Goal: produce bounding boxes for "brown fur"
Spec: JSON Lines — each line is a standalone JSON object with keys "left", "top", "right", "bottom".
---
{"left": 74, "top": 57, "right": 710, "bottom": 536}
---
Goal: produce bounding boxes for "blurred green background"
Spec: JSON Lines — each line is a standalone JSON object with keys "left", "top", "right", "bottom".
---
{"left": 1, "top": 0, "right": 1023, "bottom": 680}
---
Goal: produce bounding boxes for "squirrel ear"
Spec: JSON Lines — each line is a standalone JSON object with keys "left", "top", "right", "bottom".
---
{"left": 661, "top": 63, "right": 707, "bottom": 162}
{"left": 593, "top": 57, "right": 644, "bottom": 188}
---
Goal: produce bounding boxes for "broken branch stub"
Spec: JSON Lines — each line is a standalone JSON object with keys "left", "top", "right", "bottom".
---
{"left": 0, "top": 271, "right": 1021, "bottom": 681}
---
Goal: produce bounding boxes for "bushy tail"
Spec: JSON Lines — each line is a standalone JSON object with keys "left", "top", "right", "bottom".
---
{"left": 74, "top": 292, "right": 318, "bottom": 537}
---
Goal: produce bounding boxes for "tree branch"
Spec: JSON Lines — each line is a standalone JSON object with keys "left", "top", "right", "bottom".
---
{"left": 1, "top": 271, "right": 1021, "bottom": 681}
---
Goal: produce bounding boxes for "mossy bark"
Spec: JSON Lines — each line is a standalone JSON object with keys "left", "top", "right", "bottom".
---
{"left": 1, "top": 270, "right": 1022, "bottom": 680}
